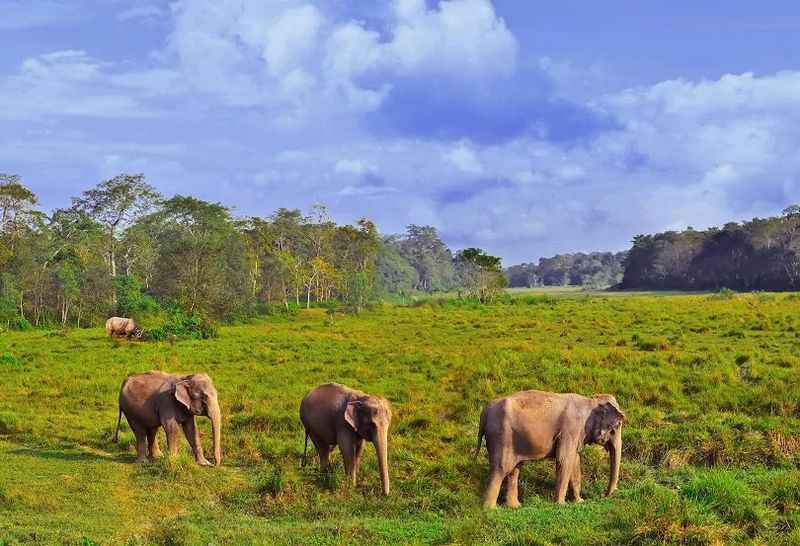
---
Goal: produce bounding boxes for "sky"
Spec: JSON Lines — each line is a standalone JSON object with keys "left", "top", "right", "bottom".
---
{"left": 2, "top": 0, "right": 800, "bottom": 264}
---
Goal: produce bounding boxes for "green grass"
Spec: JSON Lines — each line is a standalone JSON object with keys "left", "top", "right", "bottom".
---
{"left": 1, "top": 293, "right": 800, "bottom": 544}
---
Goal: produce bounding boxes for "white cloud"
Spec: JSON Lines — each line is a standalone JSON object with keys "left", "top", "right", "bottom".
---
{"left": 387, "top": 0, "right": 517, "bottom": 78}
{"left": 117, "top": 5, "right": 166, "bottom": 23}
{"left": 444, "top": 142, "right": 483, "bottom": 174}
{"left": 164, "top": 0, "right": 516, "bottom": 111}
{"left": 335, "top": 159, "right": 377, "bottom": 176}
{"left": 0, "top": 50, "right": 164, "bottom": 119}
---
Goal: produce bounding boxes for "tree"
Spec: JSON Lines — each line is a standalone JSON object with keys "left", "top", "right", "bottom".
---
{"left": 145, "top": 196, "right": 252, "bottom": 319}
{"left": 0, "top": 174, "right": 38, "bottom": 228}
{"left": 399, "top": 225, "right": 455, "bottom": 291}
{"left": 72, "top": 174, "right": 160, "bottom": 277}
{"left": 455, "top": 247, "right": 506, "bottom": 302}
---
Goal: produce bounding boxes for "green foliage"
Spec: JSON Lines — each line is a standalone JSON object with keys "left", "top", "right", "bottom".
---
{"left": 507, "top": 251, "right": 626, "bottom": 289}
{"left": 622, "top": 208, "right": 800, "bottom": 290}
{"left": 114, "top": 275, "right": 159, "bottom": 317}
{"left": 0, "top": 411, "right": 21, "bottom": 434}
{"left": 681, "top": 470, "right": 776, "bottom": 534}
{"left": 144, "top": 306, "right": 218, "bottom": 340}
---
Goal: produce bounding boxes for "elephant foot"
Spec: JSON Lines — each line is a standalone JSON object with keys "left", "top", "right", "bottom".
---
{"left": 505, "top": 499, "right": 521, "bottom": 509}
{"left": 574, "top": 497, "right": 584, "bottom": 504}
{"left": 134, "top": 456, "right": 148, "bottom": 463}
{"left": 196, "top": 457, "right": 213, "bottom": 467}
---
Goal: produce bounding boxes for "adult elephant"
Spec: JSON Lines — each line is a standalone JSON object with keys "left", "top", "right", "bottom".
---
{"left": 300, "top": 383, "right": 392, "bottom": 496}
{"left": 476, "top": 390, "right": 625, "bottom": 508}
{"left": 114, "top": 371, "right": 222, "bottom": 466}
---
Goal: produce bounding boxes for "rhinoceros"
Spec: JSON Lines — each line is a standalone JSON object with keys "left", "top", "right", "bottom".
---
{"left": 105, "top": 317, "right": 143, "bottom": 339}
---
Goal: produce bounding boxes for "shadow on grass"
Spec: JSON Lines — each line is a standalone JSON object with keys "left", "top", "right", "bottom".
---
{"left": 9, "top": 446, "right": 131, "bottom": 464}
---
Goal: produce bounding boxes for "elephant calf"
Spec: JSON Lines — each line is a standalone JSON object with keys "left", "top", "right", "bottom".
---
{"left": 106, "top": 316, "right": 143, "bottom": 339}
{"left": 477, "top": 390, "right": 625, "bottom": 508}
{"left": 300, "top": 383, "right": 392, "bottom": 496}
{"left": 114, "top": 371, "right": 222, "bottom": 466}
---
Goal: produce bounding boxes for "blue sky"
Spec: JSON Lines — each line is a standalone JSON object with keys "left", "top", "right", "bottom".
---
{"left": 2, "top": 0, "right": 800, "bottom": 263}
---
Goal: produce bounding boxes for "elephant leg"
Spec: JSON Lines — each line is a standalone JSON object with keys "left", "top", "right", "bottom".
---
{"left": 505, "top": 464, "right": 522, "bottom": 508}
{"left": 482, "top": 468, "right": 507, "bottom": 509}
{"left": 554, "top": 435, "right": 580, "bottom": 504}
{"left": 352, "top": 439, "right": 365, "bottom": 486}
{"left": 182, "top": 417, "right": 211, "bottom": 466}
{"left": 337, "top": 431, "right": 358, "bottom": 486}
{"left": 132, "top": 425, "right": 148, "bottom": 463}
{"left": 147, "top": 428, "right": 162, "bottom": 459}
{"left": 163, "top": 419, "right": 182, "bottom": 457}
{"left": 569, "top": 455, "right": 583, "bottom": 503}
{"left": 317, "top": 443, "right": 331, "bottom": 471}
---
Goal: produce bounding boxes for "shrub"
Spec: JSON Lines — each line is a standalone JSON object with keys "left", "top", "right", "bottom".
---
{"left": 144, "top": 306, "right": 217, "bottom": 340}
{"left": 255, "top": 466, "right": 284, "bottom": 498}
{"left": 0, "top": 354, "right": 21, "bottom": 366}
{"left": 709, "top": 287, "right": 737, "bottom": 300}
{"left": 0, "top": 411, "right": 22, "bottom": 434}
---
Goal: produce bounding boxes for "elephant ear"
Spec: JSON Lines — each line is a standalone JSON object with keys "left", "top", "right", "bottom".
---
{"left": 344, "top": 400, "right": 363, "bottom": 435}
{"left": 601, "top": 401, "right": 626, "bottom": 430}
{"left": 174, "top": 380, "right": 192, "bottom": 411}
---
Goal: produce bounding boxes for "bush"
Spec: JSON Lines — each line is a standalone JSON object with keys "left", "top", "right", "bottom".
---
{"left": 144, "top": 306, "right": 218, "bottom": 340}
{"left": 0, "top": 411, "right": 22, "bottom": 434}
{"left": 255, "top": 466, "right": 284, "bottom": 498}
{"left": 709, "top": 287, "right": 737, "bottom": 300}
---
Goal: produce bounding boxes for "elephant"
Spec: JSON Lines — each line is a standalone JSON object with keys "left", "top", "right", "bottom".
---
{"left": 105, "top": 317, "right": 143, "bottom": 339}
{"left": 300, "top": 383, "right": 392, "bottom": 496}
{"left": 113, "top": 371, "right": 222, "bottom": 466}
{"left": 476, "top": 390, "right": 625, "bottom": 508}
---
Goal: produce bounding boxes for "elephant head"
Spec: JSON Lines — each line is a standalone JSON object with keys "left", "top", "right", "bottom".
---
{"left": 586, "top": 396, "right": 626, "bottom": 496}
{"left": 175, "top": 373, "right": 222, "bottom": 465}
{"left": 345, "top": 396, "right": 392, "bottom": 495}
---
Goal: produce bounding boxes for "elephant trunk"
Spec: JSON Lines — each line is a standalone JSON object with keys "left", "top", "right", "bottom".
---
{"left": 374, "top": 426, "right": 390, "bottom": 496}
{"left": 606, "top": 426, "right": 622, "bottom": 496}
{"left": 207, "top": 397, "right": 222, "bottom": 466}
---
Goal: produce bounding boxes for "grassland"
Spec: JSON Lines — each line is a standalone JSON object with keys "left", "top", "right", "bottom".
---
{"left": 1, "top": 293, "right": 800, "bottom": 545}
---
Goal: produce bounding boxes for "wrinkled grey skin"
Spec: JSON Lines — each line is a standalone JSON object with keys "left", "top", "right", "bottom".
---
{"left": 300, "top": 383, "right": 392, "bottom": 496}
{"left": 114, "top": 371, "right": 222, "bottom": 466}
{"left": 105, "top": 317, "right": 143, "bottom": 339}
{"left": 476, "top": 390, "right": 625, "bottom": 508}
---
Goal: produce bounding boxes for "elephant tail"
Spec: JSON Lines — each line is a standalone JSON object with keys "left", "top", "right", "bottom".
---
{"left": 113, "top": 408, "right": 122, "bottom": 443}
{"left": 302, "top": 429, "right": 309, "bottom": 467}
{"left": 475, "top": 406, "right": 487, "bottom": 458}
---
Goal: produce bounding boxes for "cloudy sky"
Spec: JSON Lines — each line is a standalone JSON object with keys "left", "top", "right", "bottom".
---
{"left": 2, "top": 1, "right": 800, "bottom": 263}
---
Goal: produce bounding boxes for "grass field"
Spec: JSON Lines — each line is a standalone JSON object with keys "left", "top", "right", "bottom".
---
{"left": 2, "top": 293, "right": 800, "bottom": 544}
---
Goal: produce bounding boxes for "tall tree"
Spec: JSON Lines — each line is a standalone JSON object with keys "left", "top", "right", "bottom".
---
{"left": 72, "top": 174, "right": 160, "bottom": 277}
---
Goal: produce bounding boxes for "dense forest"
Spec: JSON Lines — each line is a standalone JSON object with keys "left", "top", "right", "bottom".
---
{"left": 505, "top": 252, "right": 626, "bottom": 288}
{"left": 0, "top": 173, "right": 504, "bottom": 331}
{"left": 620, "top": 207, "right": 800, "bottom": 290}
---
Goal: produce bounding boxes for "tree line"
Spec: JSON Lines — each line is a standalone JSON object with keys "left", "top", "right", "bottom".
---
{"left": 0, "top": 173, "right": 505, "bottom": 330}
{"left": 620, "top": 206, "right": 800, "bottom": 291}
{"left": 505, "top": 252, "right": 626, "bottom": 289}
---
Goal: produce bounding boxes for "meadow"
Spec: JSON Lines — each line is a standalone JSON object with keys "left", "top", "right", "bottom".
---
{"left": 1, "top": 292, "right": 800, "bottom": 545}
